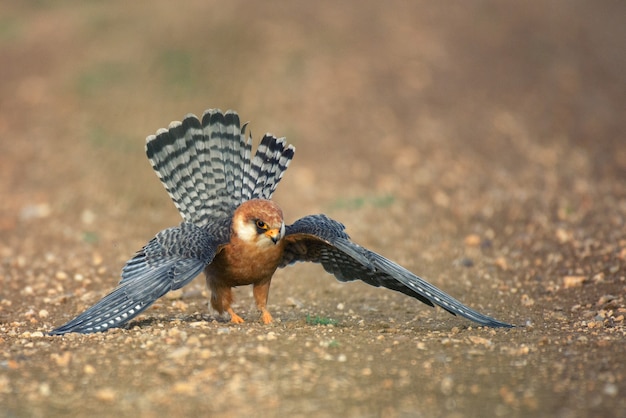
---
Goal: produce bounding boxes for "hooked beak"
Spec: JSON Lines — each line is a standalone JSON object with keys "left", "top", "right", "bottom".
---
{"left": 265, "top": 224, "right": 285, "bottom": 245}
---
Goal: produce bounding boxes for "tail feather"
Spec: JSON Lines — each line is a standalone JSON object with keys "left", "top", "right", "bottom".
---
{"left": 250, "top": 135, "right": 295, "bottom": 200}
{"left": 146, "top": 109, "right": 294, "bottom": 225}
{"left": 146, "top": 116, "right": 206, "bottom": 221}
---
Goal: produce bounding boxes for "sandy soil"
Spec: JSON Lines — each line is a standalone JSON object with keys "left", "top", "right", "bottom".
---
{"left": 1, "top": 1, "right": 625, "bottom": 417}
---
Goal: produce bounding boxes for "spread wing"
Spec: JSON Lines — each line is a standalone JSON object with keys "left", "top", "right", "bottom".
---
{"left": 50, "top": 220, "right": 230, "bottom": 335}
{"left": 281, "top": 215, "right": 512, "bottom": 328}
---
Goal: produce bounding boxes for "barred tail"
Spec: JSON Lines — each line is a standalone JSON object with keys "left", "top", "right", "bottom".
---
{"left": 145, "top": 109, "right": 294, "bottom": 226}
{"left": 247, "top": 134, "right": 295, "bottom": 201}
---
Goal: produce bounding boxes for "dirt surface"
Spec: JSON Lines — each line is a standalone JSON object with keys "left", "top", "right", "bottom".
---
{"left": 1, "top": 1, "right": 625, "bottom": 417}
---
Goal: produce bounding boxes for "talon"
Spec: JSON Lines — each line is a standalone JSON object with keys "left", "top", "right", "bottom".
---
{"left": 230, "top": 314, "right": 245, "bottom": 324}
{"left": 261, "top": 310, "right": 273, "bottom": 324}
{"left": 228, "top": 308, "right": 245, "bottom": 324}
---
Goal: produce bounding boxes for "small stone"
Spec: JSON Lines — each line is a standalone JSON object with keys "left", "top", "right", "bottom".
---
{"left": 81, "top": 209, "right": 96, "bottom": 225}
{"left": 39, "top": 382, "right": 51, "bottom": 397}
{"left": 167, "top": 328, "right": 181, "bottom": 338}
{"left": 494, "top": 256, "right": 509, "bottom": 270}
{"left": 168, "top": 347, "right": 190, "bottom": 359}
{"left": 563, "top": 275, "right": 586, "bottom": 288}
{"left": 464, "top": 234, "right": 481, "bottom": 247}
{"left": 433, "top": 190, "right": 450, "bottom": 208}
{"left": 603, "top": 383, "right": 618, "bottom": 396}
{"left": 38, "top": 309, "right": 49, "bottom": 319}
{"left": 440, "top": 376, "right": 454, "bottom": 395}
{"left": 555, "top": 228, "right": 572, "bottom": 243}
{"left": 92, "top": 252, "right": 103, "bottom": 266}
{"left": 499, "top": 385, "right": 516, "bottom": 405}
{"left": 256, "top": 345, "right": 271, "bottom": 355}
{"left": 597, "top": 294, "right": 616, "bottom": 306}
{"left": 521, "top": 294, "right": 535, "bottom": 307}
{"left": 165, "top": 289, "right": 184, "bottom": 300}
{"left": 51, "top": 352, "right": 72, "bottom": 367}
{"left": 468, "top": 336, "right": 492, "bottom": 347}
{"left": 172, "top": 382, "right": 196, "bottom": 395}
{"left": 455, "top": 257, "right": 474, "bottom": 268}
{"left": 186, "top": 335, "right": 201, "bottom": 346}
{"left": 592, "top": 272, "right": 605, "bottom": 283}
{"left": 20, "top": 203, "right": 51, "bottom": 220}
{"left": 95, "top": 388, "right": 116, "bottom": 402}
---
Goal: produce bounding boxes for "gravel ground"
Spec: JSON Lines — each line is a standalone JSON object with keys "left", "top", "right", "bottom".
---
{"left": 1, "top": 1, "right": 625, "bottom": 417}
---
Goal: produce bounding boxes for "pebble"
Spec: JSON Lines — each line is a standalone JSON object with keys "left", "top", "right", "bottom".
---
{"left": 81, "top": 209, "right": 96, "bottom": 225}
{"left": 520, "top": 294, "right": 535, "bottom": 307}
{"left": 467, "top": 336, "right": 492, "bottom": 347}
{"left": 464, "top": 234, "right": 481, "bottom": 247}
{"left": 92, "top": 253, "right": 103, "bottom": 266}
{"left": 20, "top": 203, "right": 51, "bottom": 220}
{"left": 38, "top": 383, "right": 51, "bottom": 397}
{"left": 494, "top": 256, "right": 509, "bottom": 270}
{"left": 165, "top": 289, "right": 184, "bottom": 300}
{"left": 51, "top": 352, "right": 72, "bottom": 368}
{"left": 172, "top": 382, "right": 196, "bottom": 395}
{"left": 167, "top": 347, "right": 190, "bottom": 359}
{"left": 95, "top": 388, "right": 116, "bottom": 402}
{"left": 603, "top": 383, "right": 618, "bottom": 397}
{"left": 563, "top": 275, "right": 586, "bottom": 288}
{"left": 440, "top": 376, "right": 454, "bottom": 395}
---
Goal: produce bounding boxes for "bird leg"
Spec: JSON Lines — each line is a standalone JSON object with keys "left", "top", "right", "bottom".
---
{"left": 210, "top": 286, "right": 245, "bottom": 323}
{"left": 253, "top": 280, "right": 273, "bottom": 324}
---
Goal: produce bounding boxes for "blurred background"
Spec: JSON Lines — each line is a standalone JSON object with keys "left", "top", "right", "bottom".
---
{"left": 2, "top": 1, "right": 623, "bottom": 237}
{"left": 1, "top": 1, "right": 625, "bottom": 417}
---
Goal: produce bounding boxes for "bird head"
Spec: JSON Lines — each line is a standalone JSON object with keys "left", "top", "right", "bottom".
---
{"left": 233, "top": 199, "right": 285, "bottom": 247}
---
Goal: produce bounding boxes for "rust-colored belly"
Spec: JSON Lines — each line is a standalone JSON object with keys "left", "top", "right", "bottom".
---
{"left": 205, "top": 240, "right": 285, "bottom": 288}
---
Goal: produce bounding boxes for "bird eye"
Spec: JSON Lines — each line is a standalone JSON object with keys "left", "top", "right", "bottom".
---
{"left": 255, "top": 220, "right": 267, "bottom": 230}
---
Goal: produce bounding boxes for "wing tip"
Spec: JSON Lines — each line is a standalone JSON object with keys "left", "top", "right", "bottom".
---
{"left": 479, "top": 318, "right": 515, "bottom": 328}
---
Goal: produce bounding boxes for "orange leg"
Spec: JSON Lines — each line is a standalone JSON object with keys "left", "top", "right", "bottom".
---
{"left": 253, "top": 280, "right": 273, "bottom": 324}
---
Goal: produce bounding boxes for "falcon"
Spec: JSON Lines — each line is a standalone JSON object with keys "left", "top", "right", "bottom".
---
{"left": 50, "top": 109, "right": 512, "bottom": 334}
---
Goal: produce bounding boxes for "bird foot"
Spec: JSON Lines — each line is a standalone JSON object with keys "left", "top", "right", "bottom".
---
{"left": 260, "top": 310, "right": 273, "bottom": 324}
{"left": 228, "top": 310, "right": 245, "bottom": 324}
